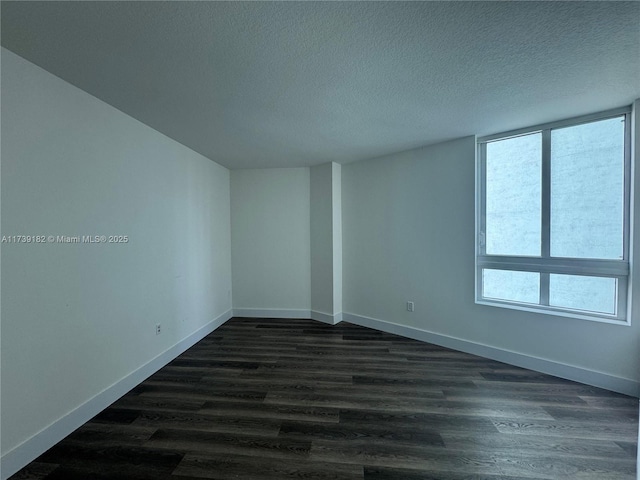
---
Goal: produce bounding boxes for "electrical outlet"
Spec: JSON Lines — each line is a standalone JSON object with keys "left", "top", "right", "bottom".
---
{"left": 406, "top": 301, "right": 414, "bottom": 312}
{"left": 155, "top": 323, "right": 161, "bottom": 335}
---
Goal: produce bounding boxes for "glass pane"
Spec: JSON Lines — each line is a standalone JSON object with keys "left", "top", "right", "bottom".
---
{"left": 482, "top": 269, "right": 540, "bottom": 304}
{"left": 550, "top": 117, "right": 625, "bottom": 259}
{"left": 549, "top": 274, "right": 617, "bottom": 315}
{"left": 486, "top": 133, "right": 542, "bottom": 256}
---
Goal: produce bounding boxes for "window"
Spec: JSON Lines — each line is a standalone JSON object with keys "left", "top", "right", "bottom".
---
{"left": 476, "top": 107, "right": 631, "bottom": 323}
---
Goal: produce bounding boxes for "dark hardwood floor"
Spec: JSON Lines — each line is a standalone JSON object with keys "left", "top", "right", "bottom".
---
{"left": 11, "top": 317, "right": 638, "bottom": 479}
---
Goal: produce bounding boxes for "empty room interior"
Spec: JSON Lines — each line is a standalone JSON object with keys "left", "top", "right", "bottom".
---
{"left": 2, "top": 2, "right": 640, "bottom": 479}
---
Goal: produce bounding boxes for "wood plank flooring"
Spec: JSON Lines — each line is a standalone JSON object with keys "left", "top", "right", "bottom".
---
{"left": 10, "top": 318, "right": 638, "bottom": 480}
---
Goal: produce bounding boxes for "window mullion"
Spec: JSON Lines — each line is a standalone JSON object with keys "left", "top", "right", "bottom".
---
{"left": 540, "top": 129, "right": 551, "bottom": 305}
{"left": 540, "top": 273, "right": 550, "bottom": 306}
{"left": 541, "top": 129, "right": 551, "bottom": 257}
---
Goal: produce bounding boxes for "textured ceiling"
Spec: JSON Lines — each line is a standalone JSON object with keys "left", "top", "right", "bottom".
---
{"left": 2, "top": 1, "right": 639, "bottom": 169}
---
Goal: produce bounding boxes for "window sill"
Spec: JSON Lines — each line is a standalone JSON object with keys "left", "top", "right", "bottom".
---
{"left": 475, "top": 299, "right": 630, "bottom": 326}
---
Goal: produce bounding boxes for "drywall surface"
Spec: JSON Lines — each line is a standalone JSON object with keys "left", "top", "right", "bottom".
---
{"left": 332, "top": 163, "right": 343, "bottom": 315}
{"left": 1, "top": 48, "right": 232, "bottom": 457}
{"left": 311, "top": 163, "right": 335, "bottom": 315}
{"left": 231, "top": 168, "right": 310, "bottom": 312}
{"left": 342, "top": 135, "right": 640, "bottom": 386}
{"left": 309, "top": 162, "right": 343, "bottom": 321}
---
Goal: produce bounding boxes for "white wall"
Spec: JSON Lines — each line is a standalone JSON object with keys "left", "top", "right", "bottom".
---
{"left": 342, "top": 134, "right": 640, "bottom": 394}
{"left": 1, "top": 48, "right": 232, "bottom": 470}
{"left": 310, "top": 162, "right": 342, "bottom": 322}
{"left": 311, "top": 163, "right": 334, "bottom": 316}
{"left": 231, "top": 168, "right": 310, "bottom": 316}
{"left": 332, "top": 163, "right": 343, "bottom": 317}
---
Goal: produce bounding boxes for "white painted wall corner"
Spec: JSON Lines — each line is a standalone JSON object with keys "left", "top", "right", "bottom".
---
{"left": 310, "top": 310, "right": 343, "bottom": 325}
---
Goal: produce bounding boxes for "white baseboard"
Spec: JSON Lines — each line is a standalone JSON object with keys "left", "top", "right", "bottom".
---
{"left": 0, "top": 309, "right": 233, "bottom": 480}
{"left": 343, "top": 312, "right": 640, "bottom": 398}
{"left": 233, "top": 308, "right": 311, "bottom": 319}
{"left": 310, "top": 310, "right": 343, "bottom": 325}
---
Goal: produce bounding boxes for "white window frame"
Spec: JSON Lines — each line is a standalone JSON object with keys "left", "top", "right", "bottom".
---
{"left": 476, "top": 106, "right": 632, "bottom": 325}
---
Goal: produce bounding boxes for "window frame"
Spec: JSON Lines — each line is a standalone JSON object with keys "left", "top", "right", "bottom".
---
{"left": 476, "top": 106, "right": 632, "bottom": 325}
